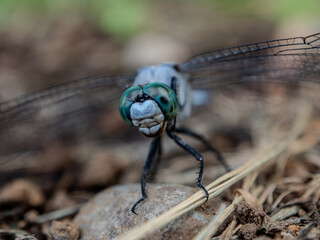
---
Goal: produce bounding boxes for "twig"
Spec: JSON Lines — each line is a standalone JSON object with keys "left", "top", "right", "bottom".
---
{"left": 35, "top": 203, "right": 84, "bottom": 224}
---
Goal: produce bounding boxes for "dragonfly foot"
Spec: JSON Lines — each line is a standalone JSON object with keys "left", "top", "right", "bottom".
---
{"left": 197, "top": 182, "right": 209, "bottom": 201}
{"left": 131, "top": 197, "right": 146, "bottom": 215}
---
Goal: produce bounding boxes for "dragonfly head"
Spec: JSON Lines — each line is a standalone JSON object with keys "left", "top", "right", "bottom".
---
{"left": 119, "top": 82, "right": 178, "bottom": 137}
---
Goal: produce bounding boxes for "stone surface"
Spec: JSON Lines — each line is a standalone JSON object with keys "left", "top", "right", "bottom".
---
{"left": 74, "top": 184, "right": 219, "bottom": 240}
{"left": 49, "top": 220, "right": 80, "bottom": 240}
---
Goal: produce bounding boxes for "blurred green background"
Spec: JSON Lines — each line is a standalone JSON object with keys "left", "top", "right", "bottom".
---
{"left": 0, "top": 0, "right": 319, "bottom": 100}
{"left": 0, "top": 0, "right": 319, "bottom": 39}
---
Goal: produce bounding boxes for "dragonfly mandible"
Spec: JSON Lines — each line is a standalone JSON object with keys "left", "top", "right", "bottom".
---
{"left": 1, "top": 32, "right": 320, "bottom": 214}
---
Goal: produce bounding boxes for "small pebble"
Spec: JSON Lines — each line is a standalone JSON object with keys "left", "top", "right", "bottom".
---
{"left": 74, "top": 184, "right": 220, "bottom": 240}
{"left": 49, "top": 220, "right": 80, "bottom": 240}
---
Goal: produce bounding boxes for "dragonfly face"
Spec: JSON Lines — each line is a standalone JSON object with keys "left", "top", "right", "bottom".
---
{"left": 119, "top": 82, "right": 178, "bottom": 137}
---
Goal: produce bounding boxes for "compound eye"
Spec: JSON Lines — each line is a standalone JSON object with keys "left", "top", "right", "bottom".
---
{"left": 119, "top": 86, "right": 141, "bottom": 125}
{"left": 143, "top": 82, "right": 178, "bottom": 121}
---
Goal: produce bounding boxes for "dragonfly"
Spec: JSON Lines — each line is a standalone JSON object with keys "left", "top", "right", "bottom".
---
{"left": 0, "top": 32, "right": 320, "bottom": 214}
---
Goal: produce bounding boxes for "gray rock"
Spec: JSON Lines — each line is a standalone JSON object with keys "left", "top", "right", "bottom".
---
{"left": 74, "top": 184, "right": 219, "bottom": 240}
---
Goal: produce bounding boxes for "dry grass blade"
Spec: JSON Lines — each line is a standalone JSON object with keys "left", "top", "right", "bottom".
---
{"left": 35, "top": 203, "right": 84, "bottom": 224}
{"left": 204, "top": 195, "right": 243, "bottom": 239}
{"left": 192, "top": 203, "right": 226, "bottom": 240}
{"left": 198, "top": 173, "right": 262, "bottom": 239}
{"left": 219, "top": 216, "right": 237, "bottom": 240}
{"left": 117, "top": 101, "right": 311, "bottom": 240}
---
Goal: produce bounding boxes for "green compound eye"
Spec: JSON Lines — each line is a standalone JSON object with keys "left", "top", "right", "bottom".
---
{"left": 119, "top": 86, "right": 142, "bottom": 125}
{"left": 143, "top": 82, "right": 178, "bottom": 121}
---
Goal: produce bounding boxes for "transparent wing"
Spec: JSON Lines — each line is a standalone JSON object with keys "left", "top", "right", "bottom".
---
{"left": 0, "top": 74, "right": 135, "bottom": 157}
{"left": 2, "top": 33, "right": 320, "bottom": 179}
{"left": 179, "top": 33, "right": 320, "bottom": 88}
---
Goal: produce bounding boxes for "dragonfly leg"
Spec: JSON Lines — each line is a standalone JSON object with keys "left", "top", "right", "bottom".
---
{"left": 148, "top": 138, "right": 162, "bottom": 182}
{"left": 166, "top": 127, "right": 209, "bottom": 201}
{"left": 175, "top": 127, "right": 231, "bottom": 172}
{"left": 170, "top": 76, "right": 178, "bottom": 132}
{"left": 131, "top": 137, "right": 161, "bottom": 214}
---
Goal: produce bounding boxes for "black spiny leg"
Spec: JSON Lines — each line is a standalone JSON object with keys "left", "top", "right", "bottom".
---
{"left": 131, "top": 137, "right": 161, "bottom": 214}
{"left": 175, "top": 127, "right": 231, "bottom": 172}
{"left": 148, "top": 137, "right": 162, "bottom": 182}
{"left": 166, "top": 126, "right": 209, "bottom": 201}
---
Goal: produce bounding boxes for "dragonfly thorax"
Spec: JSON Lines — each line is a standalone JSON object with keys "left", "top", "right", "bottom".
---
{"left": 134, "top": 64, "right": 192, "bottom": 119}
